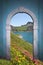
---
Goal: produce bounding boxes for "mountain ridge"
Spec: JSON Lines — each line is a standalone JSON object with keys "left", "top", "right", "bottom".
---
{"left": 10, "top": 22, "right": 33, "bottom": 31}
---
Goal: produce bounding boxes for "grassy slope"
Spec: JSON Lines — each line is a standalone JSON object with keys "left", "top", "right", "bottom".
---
{"left": 11, "top": 32, "right": 33, "bottom": 54}
{"left": 10, "top": 32, "right": 35, "bottom": 65}
{"left": 10, "top": 33, "right": 43, "bottom": 65}
{"left": 0, "top": 32, "right": 43, "bottom": 65}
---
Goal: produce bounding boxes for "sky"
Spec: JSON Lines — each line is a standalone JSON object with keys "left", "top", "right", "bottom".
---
{"left": 10, "top": 13, "right": 33, "bottom": 26}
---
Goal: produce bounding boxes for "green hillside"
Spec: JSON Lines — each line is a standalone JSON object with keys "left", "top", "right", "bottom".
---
{"left": 11, "top": 32, "right": 33, "bottom": 54}
{"left": 15, "top": 25, "right": 28, "bottom": 31}
{"left": 0, "top": 32, "right": 43, "bottom": 65}
{"left": 10, "top": 32, "right": 35, "bottom": 65}
{"left": 10, "top": 22, "right": 33, "bottom": 31}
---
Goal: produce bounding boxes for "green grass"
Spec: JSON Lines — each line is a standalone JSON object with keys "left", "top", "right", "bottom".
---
{"left": 0, "top": 59, "right": 12, "bottom": 65}
{"left": 10, "top": 46, "right": 35, "bottom": 65}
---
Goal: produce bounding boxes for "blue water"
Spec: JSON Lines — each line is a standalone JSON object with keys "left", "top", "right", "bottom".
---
{"left": 14, "top": 31, "right": 33, "bottom": 44}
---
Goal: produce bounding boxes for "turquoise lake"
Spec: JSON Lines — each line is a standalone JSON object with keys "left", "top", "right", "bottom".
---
{"left": 14, "top": 31, "right": 33, "bottom": 44}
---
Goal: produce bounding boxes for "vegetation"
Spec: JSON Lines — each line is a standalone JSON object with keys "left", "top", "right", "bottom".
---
{"left": 0, "top": 32, "right": 43, "bottom": 65}
{"left": 10, "top": 32, "right": 35, "bottom": 65}
{"left": 10, "top": 46, "right": 35, "bottom": 65}
{"left": 0, "top": 59, "right": 12, "bottom": 65}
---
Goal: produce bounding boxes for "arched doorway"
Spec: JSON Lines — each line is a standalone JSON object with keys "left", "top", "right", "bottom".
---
{"left": 6, "top": 7, "right": 38, "bottom": 59}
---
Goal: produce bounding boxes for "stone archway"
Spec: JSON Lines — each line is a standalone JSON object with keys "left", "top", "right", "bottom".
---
{"left": 6, "top": 7, "right": 38, "bottom": 59}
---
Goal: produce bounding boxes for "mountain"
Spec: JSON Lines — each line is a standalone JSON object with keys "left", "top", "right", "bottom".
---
{"left": 10, "top": 22, "right": 33, "bottom": 31}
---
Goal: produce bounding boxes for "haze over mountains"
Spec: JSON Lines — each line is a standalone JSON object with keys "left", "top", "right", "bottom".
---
{"left": 10, "top": 22, "right": 33, "bottom": 31}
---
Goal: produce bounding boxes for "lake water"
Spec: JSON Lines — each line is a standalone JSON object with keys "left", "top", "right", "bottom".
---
{"left": 14, "top": 31, "right": 33, "bottom": 44}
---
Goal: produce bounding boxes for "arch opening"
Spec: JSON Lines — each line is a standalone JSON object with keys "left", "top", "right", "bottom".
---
{"left": 6, "top": 7, "right": 38, "bottom": 60}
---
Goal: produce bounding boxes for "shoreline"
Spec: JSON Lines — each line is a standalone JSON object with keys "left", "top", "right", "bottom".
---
{"left": 14, "top": 31, "right": 33, "bottom": 32}
{"left": 18, "top": 35, "right": 23, "bottom": 38}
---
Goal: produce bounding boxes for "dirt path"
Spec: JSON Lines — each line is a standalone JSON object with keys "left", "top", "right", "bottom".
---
{"left": 12, "top": 44, "right": 43, "bottom": 65}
